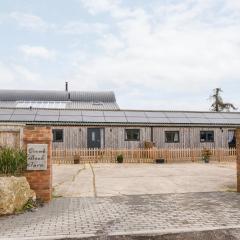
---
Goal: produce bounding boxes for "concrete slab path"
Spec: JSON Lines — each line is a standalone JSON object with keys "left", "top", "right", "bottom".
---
{"left": 53, "top": 163, "right": 236, "bottom": 197}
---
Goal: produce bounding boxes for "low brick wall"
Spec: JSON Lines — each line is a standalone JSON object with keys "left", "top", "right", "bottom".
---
{"left": 23, "top": 126, "right": 52, "bottom": 202}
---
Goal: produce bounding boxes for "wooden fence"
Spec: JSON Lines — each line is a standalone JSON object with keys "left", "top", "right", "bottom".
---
{"left": 52, "top": 147, "right": 236, "bottom": 164}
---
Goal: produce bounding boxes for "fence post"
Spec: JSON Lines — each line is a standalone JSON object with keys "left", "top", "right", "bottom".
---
{"left": 236, "top": 129, "right": 240, "bottom": 192}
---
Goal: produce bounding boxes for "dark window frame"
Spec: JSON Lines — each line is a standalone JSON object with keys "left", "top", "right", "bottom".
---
{"left": 200, "top": 131, "right": 214, "bottom": 143}
{"left": 52, "top": 129, "right": 64, "bottom": 142}
{"left": 125, "top": 129, "right": 140, "bottom": 141}
{"left": 228, "top": 130, "right": 236, "bottom": 148}
{"left": 165, "top": 131, "right": 180, "bottom": 143}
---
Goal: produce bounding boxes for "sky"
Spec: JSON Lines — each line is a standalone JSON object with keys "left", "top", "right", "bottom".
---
{"left": 0, "top": 0, "right": 240, "bottom": 111}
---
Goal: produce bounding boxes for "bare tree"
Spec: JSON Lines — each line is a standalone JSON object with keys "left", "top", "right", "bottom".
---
{"left": 210, "top": 88, "right": 237, "bottom": 112}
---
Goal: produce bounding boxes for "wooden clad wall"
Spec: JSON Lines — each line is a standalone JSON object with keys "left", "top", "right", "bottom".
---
{"left": 52, "top": 127, "right": 87, "bottom": 149}
{"left": 52, "top": 126, "right": 151, "bottom": 149}
{"left": 0, "top": 125, "right": 24, "bottom": 149}
{"left": 153, "top": 127, "right": 230, "bottom": 148}
{"left": 52, "top": 126, "right": 233, "bottom": 150}
{"left": 105, "top": 127, "right": 151, "bottom": 148}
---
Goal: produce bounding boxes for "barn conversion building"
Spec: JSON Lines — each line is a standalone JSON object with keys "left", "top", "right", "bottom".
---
{"left": 0, "top": 88, "right": 238, "bottom": 150}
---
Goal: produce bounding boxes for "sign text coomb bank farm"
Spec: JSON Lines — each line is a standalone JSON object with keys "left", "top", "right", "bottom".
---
{"left": 27, "top": 144, "right": 48, "bottom": 171}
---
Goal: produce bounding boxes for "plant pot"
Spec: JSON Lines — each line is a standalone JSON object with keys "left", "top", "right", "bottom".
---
{"left": 116, "top": 158, "right": 123, "bottom": 163}
{"left": 116, "top": 155, "right": 123, "bottom": 163}
{"left": 74, "top": 156, "right": 80, "bottom": 164}
{"left": 156, "top": 159, "right": 165, "bottom": 164}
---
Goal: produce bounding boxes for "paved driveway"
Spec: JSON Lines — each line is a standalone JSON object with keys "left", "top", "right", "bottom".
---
{"left": 1, "top": 192, "right": 240, "bottom": 239}
{"left": 53, "top": 163, "right": 236, "bottom": 197}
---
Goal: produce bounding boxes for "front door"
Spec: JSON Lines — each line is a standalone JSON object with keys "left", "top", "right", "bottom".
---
{"left": 87, "top": 128, "right": 101, "bottom": 148}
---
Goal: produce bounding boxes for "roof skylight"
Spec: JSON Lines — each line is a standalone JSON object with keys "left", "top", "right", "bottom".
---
{"left": 16, "top": 101, "right": 68, "bottom": 109}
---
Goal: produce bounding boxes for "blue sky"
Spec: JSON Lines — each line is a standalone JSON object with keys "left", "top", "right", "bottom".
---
{"left": 0, "top": 0, "right": 240, "bottom": 110}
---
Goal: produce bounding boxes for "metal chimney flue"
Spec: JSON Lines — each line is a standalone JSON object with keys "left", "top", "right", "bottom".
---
{"left": 65, "top": 82, "right": 68, "bottom": 92}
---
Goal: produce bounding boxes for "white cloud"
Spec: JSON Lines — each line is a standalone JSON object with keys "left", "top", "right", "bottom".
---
{"left": 60, "top": 21, "right": 108, "bottom": 35}
{"left": 0, "top": 62, "right": 15, "bottom": 83}
{"left": 2, "top": 0, "right": 240, "bottom": 110}
{"left": 9, "top": 12, "right": 52, "bottom": 31}
{"left": 0, "top": 62, "right": 40, "bottom": 89}
{"left": 80, "top": 0, "right": 147, "bottom": 19}
{"left": 72, "top": 0, "right": 240, "bottom": 110}
{"left": 13, "top": 64, "right": 40, "bottom": 82}
{"left": 227, "top": 0, "right": 240, "bottom": 10}
{"left": 19, "top": 45, "right": 56, "bottom": 60}
{"left": 97, "top": 34, "right": 125, "bottom": 53}
{"left": 80, "top": 0, "right": 120, "bottom": 14}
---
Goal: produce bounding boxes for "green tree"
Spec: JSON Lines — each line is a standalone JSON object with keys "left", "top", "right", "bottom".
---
{"left": 210, "top": 88, "right": 237, "bottom": 112}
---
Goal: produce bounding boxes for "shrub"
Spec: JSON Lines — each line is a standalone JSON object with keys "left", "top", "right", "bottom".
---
{"left": 116, "top": 154, "right": 123, "bottom": 163}
{"left": 0, "top": 147, "right": 27, "bottom": 176}
{"left": 202, "top": 148, "right": 212, "bottom": 163}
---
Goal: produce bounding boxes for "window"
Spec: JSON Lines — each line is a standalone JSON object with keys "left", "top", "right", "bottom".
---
{"left": 228, "top": 130, "right": 236, "bottom": 148}
{"left": 200, "top": 131, "right": 214, "bottom": 142}
{"left": 125, "top": 129, "right": 140, "bottom": 141}
{"left": 52, "top": 129, "right": 64, "bottom": 142}
{"left": 165, "top": 131, "right": 180, "bottom": 143}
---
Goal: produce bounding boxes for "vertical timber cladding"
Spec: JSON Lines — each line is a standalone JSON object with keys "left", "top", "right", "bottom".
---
{"left": 0, "top": 125, "right": 24, "bottom": 148}
{"left": 153, "top": 127, "right": 231, "bottom": 148}
{"left": 52, "top": 126, "right": 152, "bottom": 149}
{"left": 51, "top": 126, "right": 232, "bottom": 149}
{"left": 23, "top": 126, "right": 52, "bottom": 202}
{"left": 236, "top": 129, "right": 240, "bottom": 192}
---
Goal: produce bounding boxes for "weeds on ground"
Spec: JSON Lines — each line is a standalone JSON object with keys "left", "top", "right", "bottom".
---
{"left": 16, "top": 198, "right": 44, "bottom": 214}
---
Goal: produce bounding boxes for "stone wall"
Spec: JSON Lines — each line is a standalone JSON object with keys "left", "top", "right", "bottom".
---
{"left": 23, "top": 126, "right": 52, "bottom": 202}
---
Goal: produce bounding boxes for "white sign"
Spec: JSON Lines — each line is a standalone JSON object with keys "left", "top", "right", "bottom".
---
{"left": 27, "top": 144, "right": 48, "bottom": 170}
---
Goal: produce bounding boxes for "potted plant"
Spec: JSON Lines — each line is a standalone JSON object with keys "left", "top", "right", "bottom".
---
{"left": 116, "top": 154, "right": 123, "bottom": 163}
{"left": 73, "top": 155, "right": 80, "bottom": 164}
{"left": 202, "top": 149, "right": 211, "bottom": 163}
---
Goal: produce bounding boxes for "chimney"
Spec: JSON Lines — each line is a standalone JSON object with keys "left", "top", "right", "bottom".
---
{"left": 65, "top": 82, "right": 68, "bottom": 92}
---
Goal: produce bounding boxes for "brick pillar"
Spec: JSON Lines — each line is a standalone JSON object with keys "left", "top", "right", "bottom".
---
{"left": 236, "top": 129, "right": 240, "bottom": 192}
{"left": 24, "top": 126, "right": 52, "bottom": 202}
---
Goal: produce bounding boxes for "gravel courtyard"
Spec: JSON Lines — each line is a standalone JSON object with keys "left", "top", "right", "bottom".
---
{"left": 53, "top": 163, "right": 236, "bottom": 197}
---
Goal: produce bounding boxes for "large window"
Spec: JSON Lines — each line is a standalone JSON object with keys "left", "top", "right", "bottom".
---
{"left": 125, "top": 129, "right": 140, "bottom": 141}
{"left": 52, "top": 129, "right": 64, "bottom": 142}
{"left": 228, "top": 130, "right": 236, "bottom": 148}
{"left": 200, "top": 131, "right": 214, "bottom": 142}
{"left": 165, "top": 131, "right": 180, "bottom": 143}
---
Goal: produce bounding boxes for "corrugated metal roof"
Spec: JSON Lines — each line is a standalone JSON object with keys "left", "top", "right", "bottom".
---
{"left": 1, "top": 108, "right": 240, "bottom": 126}
{"left": 0, "top": 90, "right": 68, "bottom": 101}
{"left": 70, "top": 91, "right": 116, "bottom": 102}
{"left": 0, "top": 90, "right": 116, "bottom": 102}
{"left": 0, "top": 90, "right": 119, "bottom": 110}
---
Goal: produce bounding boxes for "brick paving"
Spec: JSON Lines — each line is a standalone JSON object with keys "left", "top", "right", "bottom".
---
{"left": 1, "top": 192, "right": 240, "bottom": 239}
